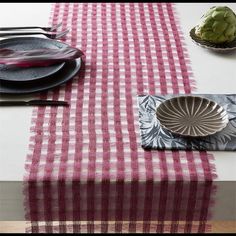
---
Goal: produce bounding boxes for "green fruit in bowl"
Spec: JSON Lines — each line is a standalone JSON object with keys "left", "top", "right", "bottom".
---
{"left": 195, "top": 6, "right": 236, "bottom": 44}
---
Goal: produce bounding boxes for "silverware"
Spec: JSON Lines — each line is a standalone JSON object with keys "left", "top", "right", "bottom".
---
{"left": 0, "top": 29, "right": 69, "bottom": 39}
{"left": 0, "top": 100, "right": 69, "bottom": 106}
{"left": 0, "top": 22, "right": 62, "bottom": 32}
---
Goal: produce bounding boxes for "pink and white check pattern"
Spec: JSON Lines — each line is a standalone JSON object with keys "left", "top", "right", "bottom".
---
{"left": 24, "top": 3, "right": 217, "bottom": 233}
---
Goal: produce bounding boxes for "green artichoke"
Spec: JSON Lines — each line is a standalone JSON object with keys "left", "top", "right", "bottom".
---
{"left": 195, "top": 6, "right": 236, "bottom": 44}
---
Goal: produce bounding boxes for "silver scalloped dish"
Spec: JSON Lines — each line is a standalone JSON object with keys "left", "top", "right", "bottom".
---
{"left": 189, "top": 27, "right": 236, "bottom": 52}
{"left": 156, "top": 95, "right": 229, "bottom": 137}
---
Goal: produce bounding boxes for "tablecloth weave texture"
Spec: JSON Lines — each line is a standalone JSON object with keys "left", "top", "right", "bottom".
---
{"left": 24, "top": 3, "right": 217, "bottom": 233}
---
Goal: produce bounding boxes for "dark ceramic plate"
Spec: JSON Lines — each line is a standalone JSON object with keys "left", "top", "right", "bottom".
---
{"left": 0, "top": 58, "right": 82, "bottom": 94}
{"left": 190, "top": 27, "right": 236, "bottom": 52}
{"left": 0, "top": 37, "right": 67, "bottom": 82}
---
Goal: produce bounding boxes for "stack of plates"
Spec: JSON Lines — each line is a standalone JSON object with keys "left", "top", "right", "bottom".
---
{"left": 0, "top": 37, "right": 82, "bottom": 94}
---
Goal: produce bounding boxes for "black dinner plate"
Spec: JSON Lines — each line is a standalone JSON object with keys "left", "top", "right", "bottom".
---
{"left": 0, "top": 37, "right": 68, "bottom": 82}
{"left": 0, "top": 58, "right": 82, "bottom": 94}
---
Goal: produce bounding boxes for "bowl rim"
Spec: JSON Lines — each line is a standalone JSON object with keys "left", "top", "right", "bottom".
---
{"left": 189, "top": 27, "right": 236, "bottom": 52}
{"left": 156, "top": 95, "right": 229, "bottom": 137}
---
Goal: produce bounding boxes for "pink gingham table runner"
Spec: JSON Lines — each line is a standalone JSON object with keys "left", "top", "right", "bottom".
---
{"left": 24, "top": 3, "right": 217, "bottom": 233}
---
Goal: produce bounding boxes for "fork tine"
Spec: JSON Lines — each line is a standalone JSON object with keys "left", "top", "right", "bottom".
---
{"left": 54, "top": 29, "right": 69, "bottom": 39}
{"left": 50, "top": 22, "right": 62, "bottom": 31}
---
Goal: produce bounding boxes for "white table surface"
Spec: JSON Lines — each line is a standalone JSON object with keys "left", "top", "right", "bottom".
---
{"left": 0, "top": 3, "right": 235, "bottom": 221}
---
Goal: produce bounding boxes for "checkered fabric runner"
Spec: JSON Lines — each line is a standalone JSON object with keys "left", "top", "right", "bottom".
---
{"left": 24, "top": 3, "right": 217, "bottom": 233}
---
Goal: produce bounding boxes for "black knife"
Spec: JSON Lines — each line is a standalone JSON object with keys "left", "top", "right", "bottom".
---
{"left": 0, "top": 100, "right": 69, "bottom": 106}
